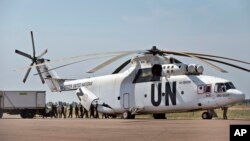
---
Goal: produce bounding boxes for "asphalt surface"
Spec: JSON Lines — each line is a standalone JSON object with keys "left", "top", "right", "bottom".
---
{"left": 0, "top": 116, "right": 249, "bottom": 141}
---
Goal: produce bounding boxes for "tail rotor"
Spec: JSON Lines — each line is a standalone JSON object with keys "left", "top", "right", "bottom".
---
{"left": 15, "top": 31, "right": 47, "bottom": 83}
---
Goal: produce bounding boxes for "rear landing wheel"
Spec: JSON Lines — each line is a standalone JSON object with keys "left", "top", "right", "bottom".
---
{"left": 0, "top": 111, "right": 3, "bottom": 119}
{"left": 153, "top": 113, "right": 166, "bottom": 119}
{"left": 130, "top": 114, "right": 135, "bottom": 119}
{"left": 122, "top": 111, "right": 135, "bottom": 119}
{"left": 122, "top": 111, "right": 131, "bottom": 119}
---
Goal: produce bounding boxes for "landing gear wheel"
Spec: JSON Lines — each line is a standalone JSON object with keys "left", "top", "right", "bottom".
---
{"left": 26, "top": 111, "right": 35, "bottom": 118}
{"left": 111, "top": 115, "right": 117, "bottom": 119}
{"left": 122, "top": 111, "right": 131, "bottom": 119}
{"left": 20, "top": 110, "right": 27, "bottom": 119}
{"left": 0, "top": 111, "right": 3, "bottom": 119}
{"left": 202, "top": 112, "right": 212, "bottom": 119}
{"left": 130, "top": 114, "right": 135, "bottom": 119}
{"left": 153, "top": 113, "right": 166, "bottom": 119}
{"left": 20, "top": 110, "right": 35, "bottom": 119}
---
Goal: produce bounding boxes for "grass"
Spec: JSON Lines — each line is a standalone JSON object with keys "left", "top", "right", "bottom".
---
{"left": 165, "top": 109, "right": 250, "bottom": 120}
{"left": 135, "top": 105, "right": 250, "bottom": 120}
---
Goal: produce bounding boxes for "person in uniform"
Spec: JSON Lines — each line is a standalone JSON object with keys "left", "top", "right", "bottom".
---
{"left": 90, "top": 104, "right": 95, "bottom": 118}
{"left": 75, "top": 105, "right": 79, "bottom": 118}
{"left": 94, "top": 105, "right": 99, "bottom": 118}
{"left": 51, "top": 104, "right": 57, "bottom": 118}
{"left": 83, "top": 107, "right": 89, "bottom": 118}
{"left": 68, "top": 104, "right": 73, "bottom": 118}
{"left": 79, "top": 104, "right": 84, "bottom": 118}
{"left": 61, "top": 104, "right": 65, "bottom": 118}
{"left": 54, "top": 103, "right": 58, "bottom": 118}
{"left": 222, "top": 107, "right": 228, "bottom": 120}
{"left": 58, "top": 104, "right": 62, "bottom": 118}
{"left": 63, "top": 103, "right": 67, "bottom": 118}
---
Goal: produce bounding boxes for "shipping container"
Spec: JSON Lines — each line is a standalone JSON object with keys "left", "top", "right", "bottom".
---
{"left": 0, "top": 91, "right": 46, "bottom": 118}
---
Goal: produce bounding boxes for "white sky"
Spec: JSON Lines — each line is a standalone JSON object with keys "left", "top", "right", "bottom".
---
{"left": 0, "top": 0, "right": 250, "bottom": 102}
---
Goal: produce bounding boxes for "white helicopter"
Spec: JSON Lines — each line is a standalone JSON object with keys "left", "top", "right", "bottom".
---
{"left": 15, "top": 31, "right": 249, "bottom": 119}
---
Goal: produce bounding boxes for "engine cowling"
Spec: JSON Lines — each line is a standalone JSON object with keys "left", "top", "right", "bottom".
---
{"left": 162, "top": 63, "right": 204, "bottom": 76}
{"left": 187, "top": 64, "right": 204, "bottom": 74}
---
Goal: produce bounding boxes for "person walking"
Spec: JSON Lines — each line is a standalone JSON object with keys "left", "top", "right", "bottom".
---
{"left": 79, "top": 104, "right": 84, "bottom": 118}
{"left": 90, "top": 104, "right": 95, "bottom": 118}
{"left": 68, "top": 104, "right": 73, "bottom": 118}
{"left": 83, "top": 107, "right": 89, "bottom": 118}
{"left": 58, "top": 104, "right": 62, "bottom": 118}
{"left": 75, "top": 105, "right": 79, "bottom": 118}
{"left": 61, "top": 104, "right": 66, "bottom": 118}
{"left": 222, "top": 107, "right": 228, "bottom": 120}
{"left": 63, "top": 104, "right": 67, "bottom": 118}
{"left": 94, "top": 105, "right": 99, "bottom": 118}
{"left": 51, "top": 104, "right": 57, "bottom": 118}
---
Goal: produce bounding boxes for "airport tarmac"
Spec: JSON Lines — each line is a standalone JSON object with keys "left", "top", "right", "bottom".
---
{"left": 0, "top": 117, "right": 249, "bottom": 141}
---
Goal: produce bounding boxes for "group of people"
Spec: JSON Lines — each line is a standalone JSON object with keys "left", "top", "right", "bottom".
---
{"left": 43, "top": 102, "right": 100, "bottom": 119}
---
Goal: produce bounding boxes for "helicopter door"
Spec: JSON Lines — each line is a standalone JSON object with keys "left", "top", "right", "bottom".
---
{"left": 76, "top": 87, "right": 99, "bottom": 111}
{"left": 123, "top": 93, "right": 129, "bottom": 109}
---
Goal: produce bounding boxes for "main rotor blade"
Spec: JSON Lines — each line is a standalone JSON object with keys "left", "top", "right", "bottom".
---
{"left": 15, "top": 50, "right": 33, "bottom": 60}
{"left": 87, "top": 52, "right": 135, "bottom": 73}
{"left": 36, "top": 51, "right": 139, "bottom": 67}
{"left": 33, "top": 56, "right": 115, "bottom": 75}
{"left": 14, "top": 53, "right": 120, "bottom": 72}
{"left": 112, "top": 59, "right": 131, "bottom": 74}
{"left": 184, "top": 52, "right": 250, "bottom": 65}
{"left": 23, "top": 62, "right": 34, "bottom": 83}
{"left": 37, "top": 49, "right": 48, "bottom": 59}
{"left": 197, "top": 56, "right": 250, "bottom": 72}
{"left": 31, "top": 31, "right": 36, "bottom": 57}
{"left": 36, "top": 67, "right": 45, "bottom": 84}
{"left": 163, "top": 51, "right": 228, "bottom": 73}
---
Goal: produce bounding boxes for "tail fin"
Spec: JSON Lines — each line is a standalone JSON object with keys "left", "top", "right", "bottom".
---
{"left": 37, "top": 60, "right": 67, "bottom": 92}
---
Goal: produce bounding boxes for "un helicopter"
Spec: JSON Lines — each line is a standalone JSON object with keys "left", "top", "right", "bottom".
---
{"left": 15, "top": 31, "right": 249, "bottom": 119}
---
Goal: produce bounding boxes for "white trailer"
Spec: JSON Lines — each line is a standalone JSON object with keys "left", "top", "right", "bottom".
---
{"left": 0, "top": 91, "right": 46, "bottom": 118}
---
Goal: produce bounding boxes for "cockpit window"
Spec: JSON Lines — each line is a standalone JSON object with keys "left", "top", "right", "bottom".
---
{"left": 214, "top": 82, "right": 236, "bottom": 93}
{"left": 225, "top": 82, "right": 236, "bottom": 89}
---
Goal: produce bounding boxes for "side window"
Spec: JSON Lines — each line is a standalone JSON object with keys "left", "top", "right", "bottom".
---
{"left": 197, "top": 84, "right": 211, "bottom": 94}
{"left": 151, "top": 64, "right": 162, "bottom": 81}
{"left": 133, "top": 65, "right": 162, "bottom": 83}
{"left": 197, "top": 85, "right": 204, "bottom": 94}
{"left": 204, "top": 85, "right": 211, "bottom": 93}
{"left": 133, "top": 68, "right": 153, "bottom": 83}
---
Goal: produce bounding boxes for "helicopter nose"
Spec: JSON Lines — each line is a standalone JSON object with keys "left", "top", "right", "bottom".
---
{"left": 227, "top": 89, "right": 245, "bottom": 103}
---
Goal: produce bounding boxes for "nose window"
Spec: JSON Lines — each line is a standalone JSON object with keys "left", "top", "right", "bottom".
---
{"left": 225, "top": 82, "right": 236, "bottom": 90}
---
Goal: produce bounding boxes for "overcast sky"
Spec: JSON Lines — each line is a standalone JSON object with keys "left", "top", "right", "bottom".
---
{"left": 0, "top": 0, "right": 250, "bottom": 102}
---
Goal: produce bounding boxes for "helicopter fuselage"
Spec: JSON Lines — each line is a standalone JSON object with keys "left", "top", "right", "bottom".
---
{"left": 64, "top": 65, "right": 245, "bottom": 116}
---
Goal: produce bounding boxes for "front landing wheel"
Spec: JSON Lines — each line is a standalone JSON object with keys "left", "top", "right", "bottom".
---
{"left": 202, "top": 112, "right": 212, "bottom": 119}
